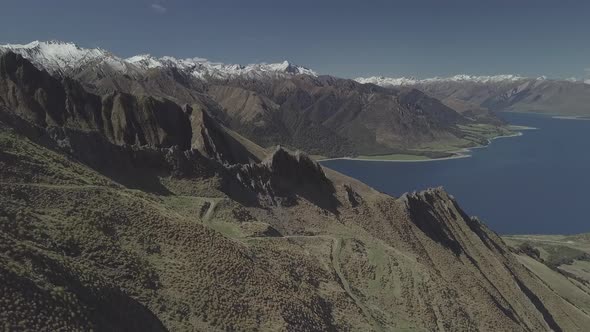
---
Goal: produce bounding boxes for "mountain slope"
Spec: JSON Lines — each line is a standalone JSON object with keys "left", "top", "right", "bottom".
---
{"left": 0, "top": 41, "right": 513, "bottom": 158}
{"left": 1, "top": 53, "right": 590, "bottom": 331}
{"left": 206, "top": 75, "right": 499, "bottom": 157}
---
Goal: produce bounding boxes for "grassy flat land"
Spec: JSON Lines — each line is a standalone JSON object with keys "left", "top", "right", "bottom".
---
{"left": 312, "top": 124, "right": 519, "bottom": 162}
{"left": 458, "top": 123, "right": 516, "bottom": 139}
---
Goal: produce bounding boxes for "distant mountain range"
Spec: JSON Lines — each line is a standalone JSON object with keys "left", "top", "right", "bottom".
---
{"left": 0, "top": 41, "right": 515, "bottom": 158}
{"left": 357, "top": 74, "right": 590, "bottom": 116}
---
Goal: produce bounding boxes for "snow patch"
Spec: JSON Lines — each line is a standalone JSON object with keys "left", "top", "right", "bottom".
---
{"left": 355, "top": 74, "right": 530, "bottom": 87}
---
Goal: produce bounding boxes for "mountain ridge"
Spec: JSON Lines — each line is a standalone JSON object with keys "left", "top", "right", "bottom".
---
{"left": 0, "top": 41, "right": 516, "bottom": 158}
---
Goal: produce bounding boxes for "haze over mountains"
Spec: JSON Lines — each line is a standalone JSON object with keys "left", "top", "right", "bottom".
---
{"left": 357, "top": 74, "right": 590, "bottom": 116}
{"left": 2, "top": 40, "right": 590, "bottom": 331}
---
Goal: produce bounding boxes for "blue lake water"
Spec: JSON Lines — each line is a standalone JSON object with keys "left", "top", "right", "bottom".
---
{"left": 321, "top": 112, "right": 590, "bottom": 235}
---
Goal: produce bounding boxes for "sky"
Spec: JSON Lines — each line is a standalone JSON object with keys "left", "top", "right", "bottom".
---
{"left": 1, "top": 0, "right": 589, "bottom": 79}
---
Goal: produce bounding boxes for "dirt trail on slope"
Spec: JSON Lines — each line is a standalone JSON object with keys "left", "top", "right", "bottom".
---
{"left": 202, "top": 199, "right": 217, "bottom": 222}
{"left": 248, "top": 234, "right": 383, "bottom": 331}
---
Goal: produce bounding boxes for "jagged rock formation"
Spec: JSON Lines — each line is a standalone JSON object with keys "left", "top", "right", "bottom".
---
{"left": 189, "top": 105, "right": 264, "bottom": 165}
{"left": 231, "top": 146, "right": 339, "bottom": 210}
{"left": 0, "top": 52, "right": 193, "bottom": 150}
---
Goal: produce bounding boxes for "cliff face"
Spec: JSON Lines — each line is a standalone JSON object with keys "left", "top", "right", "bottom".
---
{"left": 394, "top": 189, "right": 583, "bottom": 331}
{"left": 1, "top": 54, "right": 589, "bottom": 331}
{"left": 0, "top": 52, "right": 193, "bottom": 150}
{"left": 189, "top": 105, "right": 264, "bottom": 165}
{"left": 230, "top": 146, "right": 339, "bottom": 211}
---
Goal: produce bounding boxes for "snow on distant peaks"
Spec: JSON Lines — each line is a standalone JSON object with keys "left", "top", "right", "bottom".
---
{"left": 0, "top": 40, "right": 318, "bottom": 80}
{"left": 126, "top": 54, "right": 164, "bottom": 69}
{"left": 355, "top": 74, "right": 529, "bottom": 87}
{"left": 126, "top": 55, "right": 317, "bottom": 80}
{"left": 0, "top": 40, "right": 129, "bottom": 75}
{"left": 355, "top": 76, "right": 420, "bottom": 86}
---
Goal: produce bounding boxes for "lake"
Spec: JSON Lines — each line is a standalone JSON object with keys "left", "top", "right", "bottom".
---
{"left": 321, "top": 112, "right": 590, "bottom": 235}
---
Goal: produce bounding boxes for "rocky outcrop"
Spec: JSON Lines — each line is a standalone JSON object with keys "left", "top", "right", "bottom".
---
{"left": 0, "top": 52, "right": 193, "bottom": 150}
{"left": 231, "top": 146, "right": 339, "bottom": 211}
{"left": 189, "top": 105, "right": 262, "bottom": 165}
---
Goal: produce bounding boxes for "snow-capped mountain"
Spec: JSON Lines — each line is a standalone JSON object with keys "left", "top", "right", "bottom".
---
{"left": 0, "top": 40, "right": 317, "bottom": 80}
{"left": 0, "top": 40, "right": 130, "bottom": 76}
{"left": 126, "top": 54, "right": 316, "bottom": 80}
{"left": 355, "top": 74, "right": 529, "bottom": 87}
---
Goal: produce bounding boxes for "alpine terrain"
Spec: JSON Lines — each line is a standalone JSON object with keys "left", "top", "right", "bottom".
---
{"left": 1, "top": 42, "right": 590, "bottom": 331}
{"left": 0, "top": 41, "right": 515, "bottom": 159}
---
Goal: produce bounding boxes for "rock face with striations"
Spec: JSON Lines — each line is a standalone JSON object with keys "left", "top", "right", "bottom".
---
{"left": 189, "top": 105, "right": 263, "bottom": 165}
{"left": 0, "top": 52, "right": 193, "bottom": 150}
{"left": 232, "top": 146, "right": 339, "bottom": 211}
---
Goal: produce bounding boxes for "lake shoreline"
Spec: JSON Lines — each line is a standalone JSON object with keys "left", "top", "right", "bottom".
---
{"left": 321, "top": 112, "right": 590, "bottom": 234}
{"left": 319, "top": 126, "right": 535, "bottom": 163}
{"left": 502, "top": 110, "right": 590, "bottom": 121}
{"left": 552, "top": 115, "right": 590, "bottom": 121}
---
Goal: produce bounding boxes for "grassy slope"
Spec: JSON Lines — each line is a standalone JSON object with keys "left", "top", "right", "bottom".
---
{"left": 4, "top": 123, "right": 590, "bottom": 331}
{"left": 344, "top": 123, "right": 518, "bottom": 161}
{"left": 503, "top": 234, "right": 590, "bottom": 316}
{"left": 0, "top": 128, "right": 364, "bottom": 331}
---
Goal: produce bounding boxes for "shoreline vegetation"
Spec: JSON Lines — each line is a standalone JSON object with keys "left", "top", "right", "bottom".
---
{"left": 502, "top": 110, "right": 590, "bottom": 121}
{"left": 552, "top": 115, "right": 590, "bottom": 121}
{"left": 318, "top": 124, "right": 537, "bottom": 163}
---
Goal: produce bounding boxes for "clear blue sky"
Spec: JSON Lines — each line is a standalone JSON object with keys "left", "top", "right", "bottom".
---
{"left": 1, "top": 0, "right": 589, "bottom": 79}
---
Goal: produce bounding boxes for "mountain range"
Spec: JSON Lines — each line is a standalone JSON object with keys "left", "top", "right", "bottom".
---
{"left": 2, "top": 42, "right": 590, "bottom": 331}
{"left": 0, "top": 41, "right": 516, "bottom": 158}
{"left": 357, "top": 74, "right": 590, "bottom": 117}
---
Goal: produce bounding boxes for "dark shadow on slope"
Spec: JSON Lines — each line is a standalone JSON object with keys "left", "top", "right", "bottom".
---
{"left": 0, "top": 251, "right": 167, "bottom": 332}
{"left": 0, "top": 107, "right": 220, "bottom": 195}
{"left": 505, "top": 266, "right": 563, "bottom": 332}
{"left": 191, "top": 107, "right": 262, "bottom": 164}
{"left": 401, "top": 189, "right": 463, "bottom": 256}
